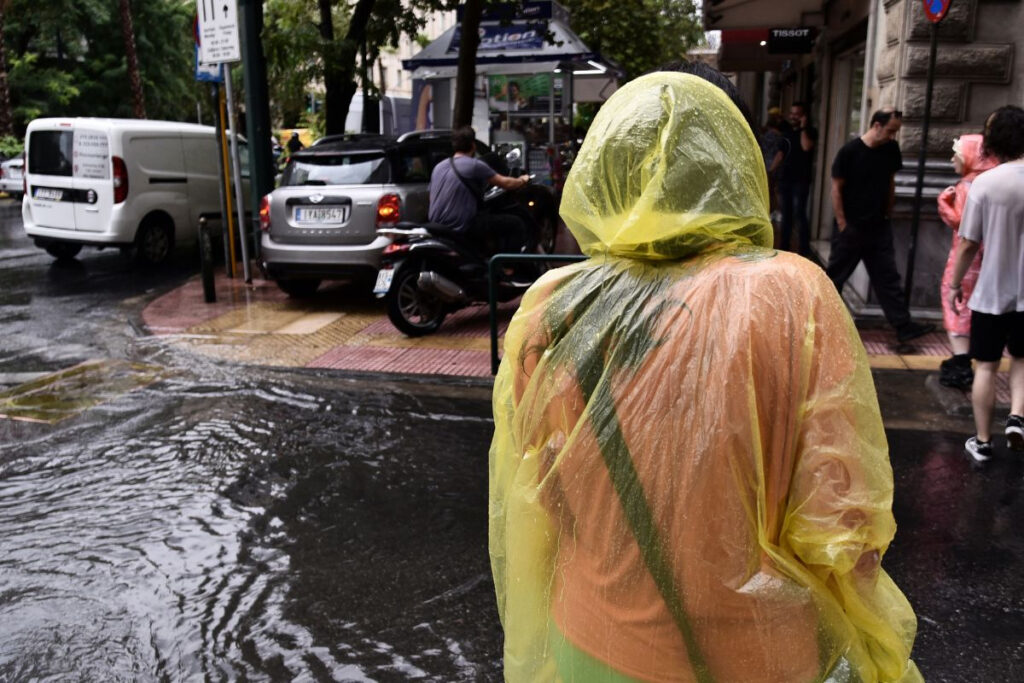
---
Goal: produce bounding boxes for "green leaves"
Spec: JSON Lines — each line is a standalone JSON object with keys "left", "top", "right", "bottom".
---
{"left": 561, "top": 0, "right": 702, "bottom": 80}
{"left": 3, "top": 0, "right": 200, "bottom": 132}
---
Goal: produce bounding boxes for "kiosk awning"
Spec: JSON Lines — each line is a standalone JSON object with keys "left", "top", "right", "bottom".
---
{"left": 403, "top": 14, "right": 619, "bottom": 80}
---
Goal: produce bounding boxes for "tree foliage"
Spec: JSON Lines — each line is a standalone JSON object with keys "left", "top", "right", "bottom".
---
{"left": 2, "top": 0, "right": 201, "bottom": 136}
{"left": 263, "top": 0, "right": 460, "bottom": 133}
{"left": 562, "top": 0, "right": 702, "bottom": 80}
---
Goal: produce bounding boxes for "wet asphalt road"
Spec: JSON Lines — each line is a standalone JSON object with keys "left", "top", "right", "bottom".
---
{"left": 1, "top": 206, "right": 1022, "bottom": 681}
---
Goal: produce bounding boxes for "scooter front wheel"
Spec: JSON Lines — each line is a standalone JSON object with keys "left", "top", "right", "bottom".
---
{"left": 386, "top": 265, "right": 447, "bottom": 336}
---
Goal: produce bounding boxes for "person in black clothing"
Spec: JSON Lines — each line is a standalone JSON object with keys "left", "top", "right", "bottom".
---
{"left": 286, "top": 131, "right": 304, "bottom": 155}
{"left": 828, "top": 108, "right": 934, "bottom": 343}
{"left": 778, "top": 102, "right": 817, "bottom": 255}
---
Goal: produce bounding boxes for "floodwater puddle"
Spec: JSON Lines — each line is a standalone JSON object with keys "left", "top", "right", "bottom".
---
{"left": 0, "top": 359, "right": 164, "bottom": 423}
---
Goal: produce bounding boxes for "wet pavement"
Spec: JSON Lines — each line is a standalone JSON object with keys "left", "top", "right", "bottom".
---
{"left": 1, "top": 206, "right": 1023, "bottom": 681}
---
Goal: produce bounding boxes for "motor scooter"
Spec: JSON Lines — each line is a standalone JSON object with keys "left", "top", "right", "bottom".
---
{"left": 373, "top": 150, "right": 549, "bottom": 336}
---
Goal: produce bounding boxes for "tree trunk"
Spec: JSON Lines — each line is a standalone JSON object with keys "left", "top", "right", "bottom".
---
{"left": 118, "top": 0, "right": 146, "bottom": 119}
{"left": 319, "top": 0, "right": 376, "bottom": 135}
{"left": 0, "top": 2, "right": 13, "bottom": 136}
{"left": 452, "top": 0, "right": 483, "bottom": 129}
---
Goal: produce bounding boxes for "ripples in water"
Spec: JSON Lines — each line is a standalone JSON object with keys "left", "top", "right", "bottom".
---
{"left": 0, "top": 371, "right": 499, "bottom": 681}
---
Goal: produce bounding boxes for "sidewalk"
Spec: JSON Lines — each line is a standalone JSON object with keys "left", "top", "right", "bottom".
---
{"left": 142, "top": 269, "right": 1014, "bottom": 406}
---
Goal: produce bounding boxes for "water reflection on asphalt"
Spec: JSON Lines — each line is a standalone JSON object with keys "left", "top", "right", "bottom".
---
{"left": 0, "top": 353, "right": 500, "bottom": 681}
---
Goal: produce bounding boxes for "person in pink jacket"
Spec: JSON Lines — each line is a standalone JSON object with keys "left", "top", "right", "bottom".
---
{"left": 937, "top": 134, "right": 996, "bottom": 388}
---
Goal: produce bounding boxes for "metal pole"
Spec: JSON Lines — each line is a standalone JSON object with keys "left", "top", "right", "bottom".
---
{"left": 905, "top": 22, "right": 938, "bottom": 301}
{"left": 224, "top": 65, "right": 252, "bottom": 283}
{"left": 212, "top": 81, "right": 235, "bottom": 278}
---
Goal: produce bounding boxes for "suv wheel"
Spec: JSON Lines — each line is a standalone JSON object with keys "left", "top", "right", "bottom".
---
{"left": 276, "top": 278, "right": 321, "bottom": 298}
{"left": 386, "top": 265, "right": 446, "bottom": 336}
{"left": 135, "top": 217, "right": 174, "bottom": 265}
{"left": 45, "top": 243, "right": 82, "bottom": 261}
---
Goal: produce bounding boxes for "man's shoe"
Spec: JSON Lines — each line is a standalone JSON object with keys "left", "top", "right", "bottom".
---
{"left": 896, "top": 321, "right": 936, "bottom": 343}
{"left": 1006, "top": 415, "right": 1024, "bottom": 451}
{"left": 965, "top": 436, "right": 994, "bottom": 464}
{"left": 939, "top": 363, "right": 974, "bottom": 389}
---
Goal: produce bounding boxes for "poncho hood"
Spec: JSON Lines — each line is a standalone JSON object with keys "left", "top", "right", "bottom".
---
{"left": 560, "top": 72, "right": 773, "bottom": 260}
{"left": 954, "top": 133, "right": 997, "bottom": 181}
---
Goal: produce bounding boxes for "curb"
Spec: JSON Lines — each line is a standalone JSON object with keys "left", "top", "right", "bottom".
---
{"left": 924, "top": 374, "right": 975, "bottom": 417}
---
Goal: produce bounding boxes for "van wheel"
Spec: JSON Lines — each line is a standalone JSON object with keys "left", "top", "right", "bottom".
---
{"left": 276, "top": 278, "right": 321, "bottom": 297}
{"left": 45, "top": 243, "right": 82, "bottom": 261}
{"left": 135, "top": 217, "right": 174, "bottom": 265}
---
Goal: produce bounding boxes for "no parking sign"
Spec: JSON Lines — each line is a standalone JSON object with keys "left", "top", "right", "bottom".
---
{"left": 923, "top": 0, "right": 953, "bottom": 23}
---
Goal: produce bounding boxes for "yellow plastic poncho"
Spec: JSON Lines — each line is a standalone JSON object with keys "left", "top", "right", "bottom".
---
{"left": 489, "top": 72, "right": 921, "bottom": 683}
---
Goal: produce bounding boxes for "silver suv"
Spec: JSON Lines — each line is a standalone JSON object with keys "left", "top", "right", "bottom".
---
{"left": 259, "top": 130, "right": 483, "bottom": 297}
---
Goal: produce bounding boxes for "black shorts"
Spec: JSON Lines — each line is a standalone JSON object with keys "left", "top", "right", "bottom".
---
{"left": 969, "top": 310, "right": 1024, "bottom": 362}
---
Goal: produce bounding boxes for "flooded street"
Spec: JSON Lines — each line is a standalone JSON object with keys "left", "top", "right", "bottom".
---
{"left": 1, "top": 208, "right": 1023, "bottom": 681}
{"left": 1, "top": 364, "right": 499, "bottom": 681}
{"left": 0, "top": 211, "right": 500, "bottom": 680}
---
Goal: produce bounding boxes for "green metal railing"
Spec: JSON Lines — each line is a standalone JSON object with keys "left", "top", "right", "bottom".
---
{"left": 488, "top": 253, "right": 586, "bottom": 374}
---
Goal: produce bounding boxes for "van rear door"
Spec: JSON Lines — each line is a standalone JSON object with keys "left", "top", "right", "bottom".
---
{"left": 71, "top": 127, "right": 112, "bottom": 233}
{"left": 27, "top": 125, "right": 77, "bottom": 230}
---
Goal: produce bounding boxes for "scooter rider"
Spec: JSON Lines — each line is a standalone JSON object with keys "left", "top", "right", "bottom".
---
{"left": 428, "top": 125, "right": 531, "bottom": 254}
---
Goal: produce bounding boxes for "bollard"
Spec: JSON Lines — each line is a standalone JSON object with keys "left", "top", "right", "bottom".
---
{"left": 198, "top": 217, "right": 216, "bottom": 303}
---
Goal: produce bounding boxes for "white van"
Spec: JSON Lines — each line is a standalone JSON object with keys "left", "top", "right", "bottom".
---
{"left": 23, "top": 118, "right": 248, "bottom": 263}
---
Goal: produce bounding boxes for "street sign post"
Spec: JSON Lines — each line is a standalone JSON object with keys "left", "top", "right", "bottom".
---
{"left": 195, "top": 0, "right": 250, "bottom": 283}
{"left": 905, "top": 0, "right": 954, "bottom": 303}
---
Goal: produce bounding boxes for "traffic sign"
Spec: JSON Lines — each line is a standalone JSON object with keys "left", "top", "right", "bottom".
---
{"left": 195, "top": 46, "right": 223, "bottom": 82}
{"left": 196, "top": 0, "right": 240, "bottom": 64}
{"left": 923, "top": 0, "right": 953, "bottom": 23}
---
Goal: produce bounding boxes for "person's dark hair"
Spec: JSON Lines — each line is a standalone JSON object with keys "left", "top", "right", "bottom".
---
{"left": 791, "top": 101, "right": 810, "bottom": 123}
{"left": 982, "top": 105, "right": 1024, "bottom": 162}
{"left": 451, "top": 125, "right": 476, "bottom": 154}
{"left": 652, "top": 60, "right": 758, "bottom": 140}
{"left": 869, "top": 108, "right": 902, "bottom": 128}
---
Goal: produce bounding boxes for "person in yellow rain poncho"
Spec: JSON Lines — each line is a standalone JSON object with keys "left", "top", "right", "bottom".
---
{"left": 488, "top": 70, "right": 922, "bottom": 683}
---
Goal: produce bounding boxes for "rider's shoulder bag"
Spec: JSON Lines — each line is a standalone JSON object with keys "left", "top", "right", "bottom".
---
{"left": 449, "top": 156, "right": 484, "bottom": 210}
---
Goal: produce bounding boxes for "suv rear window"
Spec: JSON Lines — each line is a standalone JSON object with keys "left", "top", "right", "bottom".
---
{"left": 28, "top": 131, "right": 74, "bottom": 176}
{"left": 283, "top": 152, "right": 390, "bottom": 186}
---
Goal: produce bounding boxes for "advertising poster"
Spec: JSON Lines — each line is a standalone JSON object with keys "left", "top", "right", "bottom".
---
{"left": 487, "top": 74, "right": 552, "bottom": 112}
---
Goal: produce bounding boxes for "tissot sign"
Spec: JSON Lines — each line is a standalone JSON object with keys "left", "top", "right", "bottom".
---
{"left": 767, "top": 28, "right": 815, "bottom": 54}
{"left": 923, "top": 0, "right": 953, "bottom": 23}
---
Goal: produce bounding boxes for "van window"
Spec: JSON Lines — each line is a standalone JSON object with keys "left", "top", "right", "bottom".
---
{"left": 29, "top": 131, "right": 74, "bottom": 176}
{"left": 282, "top": 152, "right": 389, "bottom": 186}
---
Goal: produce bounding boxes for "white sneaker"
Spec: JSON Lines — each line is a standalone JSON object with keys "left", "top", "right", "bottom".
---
{"left": 1006, "top": 415, "right": 1024, "bottom": 451}
{"left": 965, "top": 436, "right": 993, "bottom": 463}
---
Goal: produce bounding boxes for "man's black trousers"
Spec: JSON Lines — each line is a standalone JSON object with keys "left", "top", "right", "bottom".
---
{"left": 825, "top": 220, "right": 911, "bottom": 329}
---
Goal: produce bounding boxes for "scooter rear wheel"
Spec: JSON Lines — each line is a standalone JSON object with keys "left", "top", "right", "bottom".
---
{"left": 386, "top": 265, "right": 446, "bottom": 336}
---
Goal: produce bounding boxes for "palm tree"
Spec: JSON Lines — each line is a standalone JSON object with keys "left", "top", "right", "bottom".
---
{"left": 0, "top": 0, "right": 13, "bottom": 135}
{"left": 118, "top": 0, "right": 146, "bottom": 119}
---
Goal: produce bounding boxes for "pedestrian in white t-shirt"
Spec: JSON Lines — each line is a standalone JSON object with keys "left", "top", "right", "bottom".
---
{"left": 949, "top": 105, "right": 1024, "bottom": 463}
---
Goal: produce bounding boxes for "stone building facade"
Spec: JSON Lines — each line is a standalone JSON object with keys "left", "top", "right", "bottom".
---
{"left": 713, "top": 0, "right": 1022, "bottom": 313}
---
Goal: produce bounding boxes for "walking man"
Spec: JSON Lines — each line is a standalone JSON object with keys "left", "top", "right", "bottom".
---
{"left": 949, "top": 105, "right": 1024, "bottom": 463}
{"left": 828, "top": 108, "right": 934, "bottom": 343}
{"left": 778, "top": 101, "right": 817, "bottom": 254}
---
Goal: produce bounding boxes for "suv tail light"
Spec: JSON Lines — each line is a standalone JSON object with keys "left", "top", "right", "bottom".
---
{"left": 112, "top": 156, "right": 128, "bottom": 203}
{"left": 259, "top": 194, "right": 272, "bottom": 232}
{"left": 376, "top": 193, "right": 401, "bottom": 227}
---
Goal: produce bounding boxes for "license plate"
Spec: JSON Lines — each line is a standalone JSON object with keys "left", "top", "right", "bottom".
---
{"left": 293, "top": 206, "right": 348, "bottom": 224}
{"left": 373, "top": 267, "right": 394, "bottom": 294}
{"left": 34, "top": 187, "right": 63, "bottom": 201}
